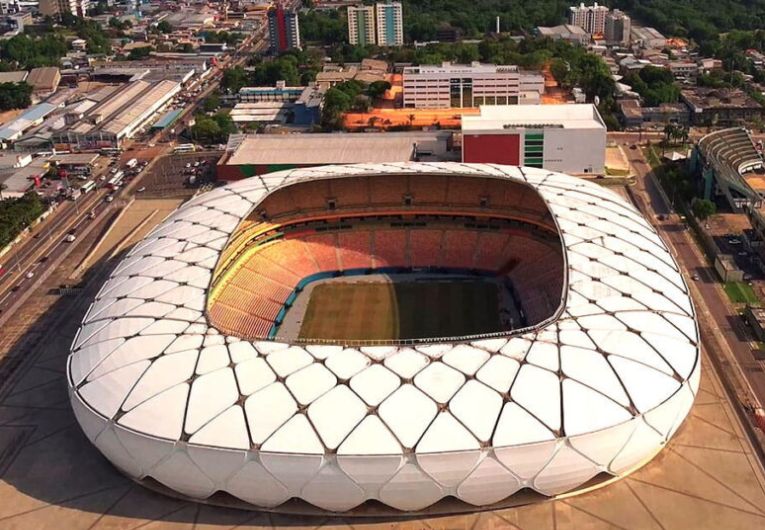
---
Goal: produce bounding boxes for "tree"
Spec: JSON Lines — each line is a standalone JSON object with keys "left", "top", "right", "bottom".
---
{"left": 157, "top": 20, "right": 173, "bottom": 34}
{"left": 692, "top": 198, "right": 717, "bottom": 221}
{"left": 127, "top": 46, "right": 153, "bottom": 60}
{"left": 0, "top": 82, "right": 32, "bottom": 111}
{"left": 366, "top": 80, "right": 391, "bottom": 99}
{"left": 203, "top": 94, "right": 221, "bottom": 112}
{"left": 221, "top": 66, "right": 250, "bottom": 93}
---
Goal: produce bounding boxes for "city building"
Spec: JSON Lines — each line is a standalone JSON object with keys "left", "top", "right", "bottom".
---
{"left": 604, "top": 9, "right": 631, "bottom": 46}
{"left": 0, "top": 0, "right": 19, "bottom": 15}
{"left": 347, "top": 4, "right": 376, "bottom": 46}
{"left": 461, "top": 104, "right": 607, "bottom": 174}
{"left": 680, "top": 87, "right": 765, "bottom": 126}
{"left": 68, "top": 161, "right": 699, "bottom": 513}
{"left": 267, "top": 1, "right": 301, "bottom": 53}
{"left": 26, "top": 67, "right": 61, "bottom": 100}
{"left": 53, "top": 79, "right": 181, "bottom": 149}
{"left": 568, "top": 2, "right": 608, "bottom": 35}
{"left": 231, "top": 84, "right": 324, "bottom": 126}
{"left": 536, "top": 24, "right": 589, "bottom": 45}
{"left": 217, "top": 131, "right": 454, "bottom": 179}
{"left": 39, "top": 0, "right": 89, "bottom": 18}
{"left": 0, "top": 103, "right": 57, "bottom": 147}
{"left": 375, "top": 1, "right": 403, "bottom": 47}
{"left": 402, "top": 62, "right": 544, "bottom": 109}
{"left": 631, "top": 26, "right": 667, "bottom": 49}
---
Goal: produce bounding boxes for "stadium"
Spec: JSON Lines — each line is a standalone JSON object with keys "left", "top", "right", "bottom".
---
{"left": 67, "top": 162, "right": 700, "bottom": 514}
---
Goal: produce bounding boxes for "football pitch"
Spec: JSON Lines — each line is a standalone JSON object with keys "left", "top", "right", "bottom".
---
{"left": 298, "top": 279, "right": 502, "bottom": 342}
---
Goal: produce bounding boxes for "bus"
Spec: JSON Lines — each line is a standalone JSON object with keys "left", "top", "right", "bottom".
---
{"left": 107, "top": 171, "right": 124, "bottom": 190}
{"left": 81, "top": 180, "right": 97, "bottom": 193}
{"left": 174, "top": 143, "right": 196, "bottom": 154}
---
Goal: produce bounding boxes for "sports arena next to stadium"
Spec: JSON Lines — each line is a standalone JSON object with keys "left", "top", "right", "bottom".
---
{"left": 67, "top": 162, "right": 700, "bottom": 514}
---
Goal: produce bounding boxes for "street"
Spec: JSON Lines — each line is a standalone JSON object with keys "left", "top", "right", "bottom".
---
{"left": 626, "top": 141, "right": 765, "bottom": 447}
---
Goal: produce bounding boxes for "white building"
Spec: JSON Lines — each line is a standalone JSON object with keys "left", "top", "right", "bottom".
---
{"left": 461, "top": 104, "right": 607, "bottom": 174}
{"left": 568, "top": 2, "right": 608, "bottom": 35}
{"left": 403, "top": 62, "right": 544, "bottom": 109}
{"left": 347, "top": 5, "right": 376, "bottom": 46}
{"left": 375, "top": 1, "right": 403, "bottom": 46}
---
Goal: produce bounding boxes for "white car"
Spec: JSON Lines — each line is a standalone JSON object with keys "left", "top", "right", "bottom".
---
{"left": 64, "top": 234, "right": 76, "bottom": 243}
{"left": 25, "top": 271, "right": 34, "bottom": 279}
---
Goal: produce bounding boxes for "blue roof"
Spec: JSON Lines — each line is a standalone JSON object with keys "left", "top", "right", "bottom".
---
{"left": 0, "top": 103, "right": 57, "bottom": 141}
{"left": 151, "top": 108, "right": 184, "bottom": 130}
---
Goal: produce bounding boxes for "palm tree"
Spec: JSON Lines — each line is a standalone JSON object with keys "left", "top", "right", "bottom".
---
{"left": 408, "top": 114, "right": 416, "bottom": 128}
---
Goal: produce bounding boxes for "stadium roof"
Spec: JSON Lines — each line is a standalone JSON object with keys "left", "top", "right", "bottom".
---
{"left": 462, "top": 104, "right": 607, "bottom": 131}
{"left": 68, "top": 163, "right": 699, "bottom": 513}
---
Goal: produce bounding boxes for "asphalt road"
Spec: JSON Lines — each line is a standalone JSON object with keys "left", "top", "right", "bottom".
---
{"left": 627, "top": 146, "right": 765, "bottom": 410}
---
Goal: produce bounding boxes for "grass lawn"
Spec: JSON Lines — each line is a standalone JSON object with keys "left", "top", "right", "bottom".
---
{"left": 299, "top": 279, "right": 502, "bottom": 342}
{"left": 724, "top": 281, "right": 759, "bottom": 305}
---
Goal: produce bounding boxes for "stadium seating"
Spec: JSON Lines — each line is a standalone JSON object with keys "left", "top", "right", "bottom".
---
{"left": 409, "top": 230, "right": 444, "bottom": 267}
{"left": 208, "top": 173, "right": 566, "bottom": 340}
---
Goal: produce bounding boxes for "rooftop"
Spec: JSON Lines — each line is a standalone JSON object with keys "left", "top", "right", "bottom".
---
{"left": 225, "top": 132, "right": 451, "bottom": 165}
{"left": 26, "top": 67, "right": 60, "bottom": 90}
{"left": 681, "top": 87, "right": 763, "bottom": 110}
{"left": 461, "top": 103, "right": 606, "bottom": 131}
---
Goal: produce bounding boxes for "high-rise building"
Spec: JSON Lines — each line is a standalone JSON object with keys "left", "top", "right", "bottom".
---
{"left": 604, "top": 9, "right": 631, "bottom": 46}
{"left": 347, "top": 5, "right": 376, "bottom": 46}
{"left": 402, "top": 62, "right": 544, "bottom": 109}
{"left": 268, "top": 2, "right": 301, "bottom": 54}
{"left": 39, "top": 0, "right": 89, "bottom": 18}
{"left": 375, "top": 1, "right": 403, "bottom": 47}
{"left": 568, "top": 2, "right": 608, "bottom": 35}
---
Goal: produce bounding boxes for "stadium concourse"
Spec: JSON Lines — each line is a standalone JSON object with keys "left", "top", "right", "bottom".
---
{"left": 67, "top": 163, "right": 700, "bottom": 514}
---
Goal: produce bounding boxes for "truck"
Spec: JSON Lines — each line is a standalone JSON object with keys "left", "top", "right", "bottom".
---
{"left": 125, "top": 158, "right": 138, "bottom": 169}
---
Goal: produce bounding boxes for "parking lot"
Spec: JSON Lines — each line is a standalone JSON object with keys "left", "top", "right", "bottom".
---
{"left": 138, "top": 151, "right": 222, "bottom": 199}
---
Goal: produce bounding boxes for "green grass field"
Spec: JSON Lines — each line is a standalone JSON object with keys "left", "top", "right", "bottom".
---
{"left": 298, "top": 280, "right": 501, "bottom": 342}
{"left": 724, "top": 281, "right": 759, "bottom": 305}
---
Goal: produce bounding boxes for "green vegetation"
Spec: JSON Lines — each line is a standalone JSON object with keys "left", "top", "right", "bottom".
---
{"left": 0, "top": 34, "right": 67, "bottom": 69}
{"left": 321, "top": 80, "right": 367, "bottom": 129}
{"left": 624, "top": 65, "right": 680, "bottom": 107}
{"left": 221, "top": 66, "right": 250, "bottom": 93}
{"left": 612, "top": 1, "right": 765, "bottom": 45}
{"left": 156, "top": 20, "right": 173, "bottom": 34}
{"left": 0, "top": 82, "right": 32, "bottom": 111}
{"left": 109, "top": 17, "right": 133, "bottom": 31}
{"left": 203, "top": 93, "right": 221, "bottom": 112}
{"left": 191, "top": 112, "right": 237, "bottom": 144}
{"left": 691, "top": 198, "right": 716, "bottom": 221}
{"left": 0, "top": 193, "right": 46, "bottom": 248}
{"left": 200, "top": 31, "right": 243, "bottom": 46}
{"left": 61, "top": 14, "right": 112, "bottom": 54}
{"left": 725, "top": 281, "right": 759, "bottom": 305}
{"left": 222, "top": 50, "right": 324, "bottom": 94}
{"left": 126, "top": 46, "right": 153, "bottom": 61}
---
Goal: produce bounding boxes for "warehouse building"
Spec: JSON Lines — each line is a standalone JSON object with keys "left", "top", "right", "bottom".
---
{"left": 461, "top": 104, "right": 607, "bottom": 174}
{"left": 53, "top": 79, "right": 180, "bottom": 149}
{"left": 217, "top": 131, "right": 456, "bottom": 180}
{"left": 403, "top": 62, "right": 544, "bottom": 109}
